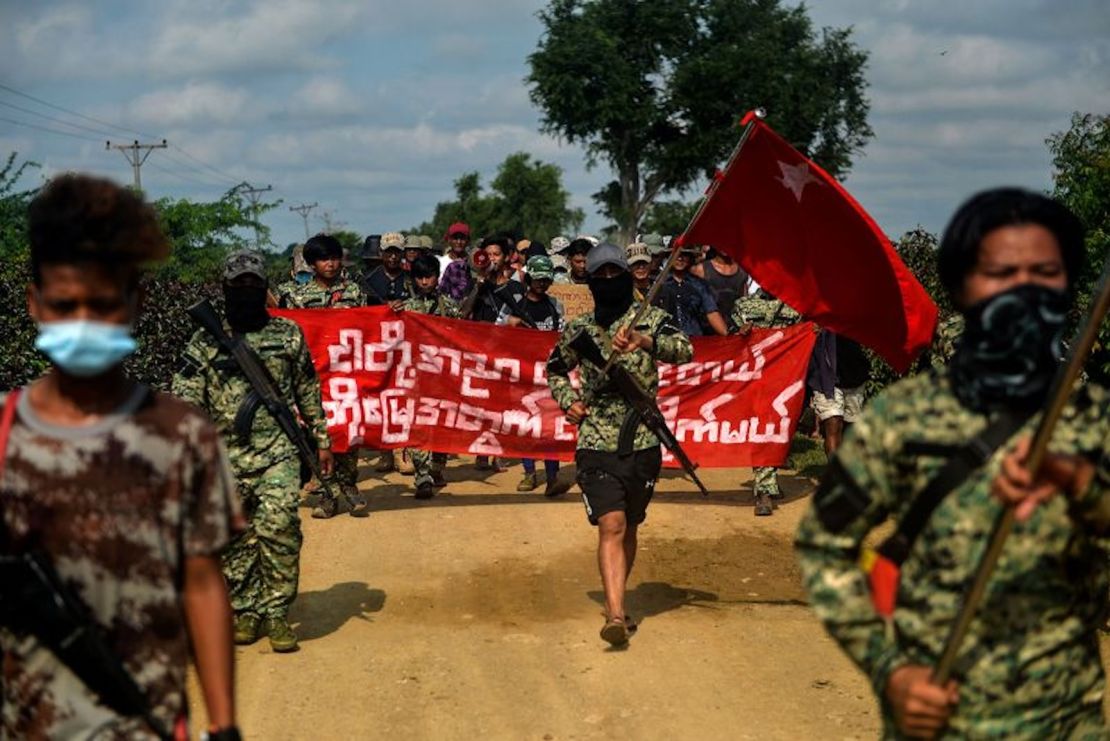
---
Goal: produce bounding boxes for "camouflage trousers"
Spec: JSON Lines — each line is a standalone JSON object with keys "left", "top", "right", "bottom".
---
{"left": 753, "top": 466, "right": 780, "bottom": 496}
{"left": 324, "top": 451, "right": 360, "bottom": 497}
{"left": 408, "top": 449, "right": 444, "bottom": 487}
{"left": 223, "top": 457, "right": 302, "bottom": 619}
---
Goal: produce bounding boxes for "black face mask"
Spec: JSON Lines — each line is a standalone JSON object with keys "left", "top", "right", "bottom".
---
{"left": 224, "top": 285, "right": 271, "bottom": 333}
{"left": 588, "top": 271, "right": 634, "bottom": 329}
{"left": 949, "top": 283, "right": 1069, "bottom": 413}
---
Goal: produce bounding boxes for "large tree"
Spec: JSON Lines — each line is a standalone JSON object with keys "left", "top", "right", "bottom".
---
{"left": 527, "top": 0, "right": 873, "bottom": 243}
{"left": 411, "top": 152, "right": 584, "bottom": 242}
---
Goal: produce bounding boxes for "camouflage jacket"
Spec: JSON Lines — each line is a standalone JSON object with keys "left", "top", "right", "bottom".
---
{"left": 272, "top": 279, "right": 302, "bottom": 308}
{"left": 930, "top": 314, "right": 965, "bottom": 370}
{"left": 730, "top": 295, "right": 799, "bottom": 329}
{"left": 795, "top": 369, "right": 1110, "bottom": 738}
{"left": 282, "top": 277, "right": 364, "bottom": 308}
{"left": 547, "top": 303, "right": 692, "bottom": 452}
{"left": 172, "top": 316, "right": 331, "bottom": 477}
{"left": 402, "top": 292, "right": 462, "bottom": 318}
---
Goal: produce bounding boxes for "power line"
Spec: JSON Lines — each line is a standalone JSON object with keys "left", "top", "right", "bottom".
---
{"left": 0, "top": 99, "right": 122, "bottom": 139}
{"left": 145, "top": 161, "right": 220, "bottom": 189}
{"left": 0, "top": 81, "right": 157, "bottom": 139}
{"left": 0, "top": 115, "right": 101, "bottom": 142}
{"left": 170, "top": 144, "right": 242, "bottom": 185}
{"left": 160, "top": 150, "right": 240, "bottom": 189}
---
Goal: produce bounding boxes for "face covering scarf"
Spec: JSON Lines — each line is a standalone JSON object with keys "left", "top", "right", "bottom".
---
{"left": 35, "top": 320, "right": 137, "bottom": 377}
{"left": 224, "top": 286, "right": 271, "bottom": 333}
{"left": 588, "top": 272, "right": 634, "bottom": 329}
{"left": 949, "top": 283, "right": 1069, "bottom": 413}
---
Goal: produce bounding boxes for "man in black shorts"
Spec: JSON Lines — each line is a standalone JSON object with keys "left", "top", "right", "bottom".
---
{"left": 547, "top": 243, "right": 693, "bottom": 646}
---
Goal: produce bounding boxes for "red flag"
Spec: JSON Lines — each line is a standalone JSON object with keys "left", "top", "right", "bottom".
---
{"left": 681, "top": 111, "right": 937, "bottom": 373}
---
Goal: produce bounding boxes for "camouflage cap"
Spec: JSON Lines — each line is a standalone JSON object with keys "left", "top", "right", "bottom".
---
{"left": 586, "top": 242, "right": 628, "bottom": 274}
{"left": 403, "top": 234, "right": 424, "bottom": 251}
{"left": 224, "top": 250, "right": 267, "bottom": 281}
{"left": 626, "top": 242, "right": 651, "bottom": 265}
{"left": 525, "top": 254, "right": 555, "bottom": 281}
{"left": 575, "top": 233, "right": 600, "bottom": 247}
{"left": 381, "top": 232, "right": 405, "bottom": 250}
{"left": 551, "top": 254, "right": 569, "bottom": 273}
{"left": 550, "top": 236, "right": 570, "bottom": 253}
{"left": 418, "top": 235, "right": 435, "bottom": 250}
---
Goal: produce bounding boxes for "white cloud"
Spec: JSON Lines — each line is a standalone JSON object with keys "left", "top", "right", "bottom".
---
{"left": 147, "top": 0, "right": 369, "bottom": 77}
{"left": 127, "top": 82, "right": 255, "bottom": 128}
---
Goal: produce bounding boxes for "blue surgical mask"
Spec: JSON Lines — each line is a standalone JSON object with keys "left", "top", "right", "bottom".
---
{"left": 294, "top": 271, "right": 313, "bottom": 285}
{"left": 34, "top": 320, "right": 138, "bottom": 377}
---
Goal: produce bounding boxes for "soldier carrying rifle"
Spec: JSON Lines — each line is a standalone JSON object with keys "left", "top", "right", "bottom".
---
{"left": 174, "top": 251, "right": 335, "bottom": 654}
{"left": 796, "top": 189, "right": 1110, "bottom": 738}
{"left": 547, "top": 242, "right": 693, "bottom": 647}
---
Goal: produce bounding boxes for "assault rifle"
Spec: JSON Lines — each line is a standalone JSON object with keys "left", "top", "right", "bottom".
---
{"left": 568, "top": 330, "right": 709, "bottom": 497}
{"left": 187, "top": 300, "right": 342, "bottom": 508}
{"left": 0, "top": 535, "right": 172, "bottom": 739}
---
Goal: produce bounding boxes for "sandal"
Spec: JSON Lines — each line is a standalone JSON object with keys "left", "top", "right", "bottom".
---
{"left": 600, "top": 616, "right": 630, "bottom": 646}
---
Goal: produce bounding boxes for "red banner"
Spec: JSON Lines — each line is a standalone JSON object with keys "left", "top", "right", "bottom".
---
{"left": 275, "top": 308, "right": 817, "bottom": 468}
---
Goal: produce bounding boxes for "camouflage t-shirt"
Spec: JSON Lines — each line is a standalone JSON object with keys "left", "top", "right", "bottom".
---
{"left": 0, "top": 385, "right": 240, "bottom": 739}
{"left": 547, "top": 302, "right": 693, "bottom": 452}
{"left": 282, "top": 278, "right": 364, "bottom": 308}
{"left": 795, "top": 370, "right": 1110, "bottom": 737}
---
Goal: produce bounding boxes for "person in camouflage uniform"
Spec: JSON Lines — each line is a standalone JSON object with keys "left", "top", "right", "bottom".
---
{"left": 174, "top": 250, "right": 335, "bottom": 653}
{"left": 929, "top": 313, "right": 965, "bottom": 370}
{"left": 2, "top": 174, "right": 240, "bottom": 738}
{"left": 271, "top": 243, "right": 312, "bottom": 308}
{"left": 281, "top": 233, "right": 369, "bottom": 516}
{"left": 547, "top": 243, "right": 693, "bottom": 646}
{"left": 732, "top": 291, "right": 801, "bottom": 516}
{"left": 397, "top": 253, "right": 462, "bottom": 498}
{"left": 796, "top": 188, "right": 1106, "bottom": 738}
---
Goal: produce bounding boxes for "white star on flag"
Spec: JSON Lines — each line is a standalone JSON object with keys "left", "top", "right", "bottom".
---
{"left": 776, "top": 161, "right": 822, "bottom": 202}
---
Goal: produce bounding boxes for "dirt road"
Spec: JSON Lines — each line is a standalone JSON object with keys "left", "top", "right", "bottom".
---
{"left": 190, "top": 457, "right": 881, "bottom": 739}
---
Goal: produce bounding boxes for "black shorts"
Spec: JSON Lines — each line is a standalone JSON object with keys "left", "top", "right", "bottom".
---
{"left": 575, "top": 447, "right": 663, "bottom": 526}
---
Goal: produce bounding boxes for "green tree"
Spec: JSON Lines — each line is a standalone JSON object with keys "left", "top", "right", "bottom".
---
{"left": 411, "top": 153, "right": 584, "bottom": 242}
{"left": 528, "top": 0, "right": 873, "bottom": 243}
{"left": 639, "top": 199, "right": 699, "bottom": 237}
{"left": 0, "top": 153, "right": 45, "bottom": 389}
{"left": 1048, "top": 112, "right": 1110, "bottom": 379}
{"left": 154, "top": 184, "right": 278, "bottom": 282}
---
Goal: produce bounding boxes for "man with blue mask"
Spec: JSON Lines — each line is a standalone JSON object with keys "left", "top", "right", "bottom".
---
{"left": 3, "top": 174, "right": 241, "bottom": 739}
{"left": 174, "top": 250, "right": 335, "bottom": 654}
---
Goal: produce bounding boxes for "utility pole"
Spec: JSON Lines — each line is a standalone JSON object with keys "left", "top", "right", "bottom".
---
{"left": 106, "top": 139, "right": 167, "bottom": 192}
{"left": 238, "top": 182, "right": 274, "bottom": 248}
{"left": 289, "top": 202, "right": 318, "bottom": 240}
{"left": 321, "top": 209, "right": 346, "bottom": 234}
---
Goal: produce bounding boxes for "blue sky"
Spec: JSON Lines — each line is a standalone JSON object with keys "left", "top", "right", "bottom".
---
{"left": 1, "top": 0, "right": 1107, "bottom": 248}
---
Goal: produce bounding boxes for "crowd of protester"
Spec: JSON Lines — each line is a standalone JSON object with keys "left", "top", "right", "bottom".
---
{"left": 267, "top": 223, "right": 866, "bottom": 511}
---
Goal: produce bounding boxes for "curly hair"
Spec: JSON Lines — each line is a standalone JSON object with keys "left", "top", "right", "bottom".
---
{"left": 28, "top": 173, "right": 169, "bottom": 286}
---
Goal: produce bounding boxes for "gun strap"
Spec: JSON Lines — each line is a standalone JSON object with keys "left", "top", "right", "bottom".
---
{"left": 0, "top": 388, "right": 20, "bottom": 480}
{"left": 877, "top": 407, "right": 1034, "bottom": 565}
